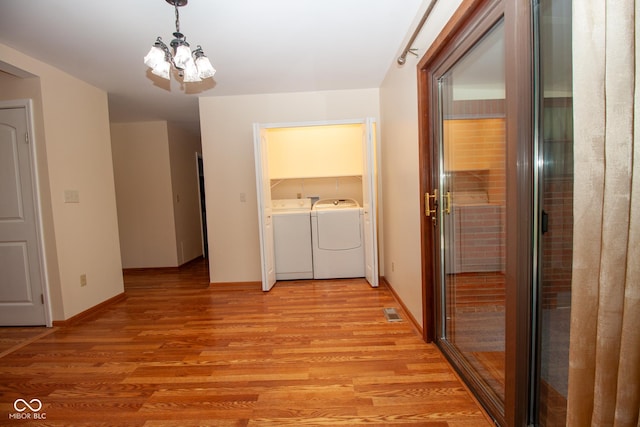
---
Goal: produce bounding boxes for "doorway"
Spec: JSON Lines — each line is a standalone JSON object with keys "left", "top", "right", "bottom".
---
{"left": 253, "top": 119, "right": 379, "bottom": 292}
{"left": 196, "top": 153, "right": 208, "bottom": 260}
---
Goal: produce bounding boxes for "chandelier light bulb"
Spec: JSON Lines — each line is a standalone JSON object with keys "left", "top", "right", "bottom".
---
{"left": 173, "top": 44, "right": 192, "bottom": 70}
{"left": 151, "top": 60, "right": 171, "bottom": 80}
{"left": 182, "top": 57, "right": 201, "bottom": 82}
{"left": 143, "top": 45, "right": 165, "bottom": 69}
{"left": 194, "top": 46, "right": 216, "bottom": 79}
{"left": 196, "top": 56, "right": 216, "bottom": 79}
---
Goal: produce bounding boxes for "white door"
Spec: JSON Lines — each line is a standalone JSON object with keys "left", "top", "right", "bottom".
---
{"left": 253, "top": 124, "right": 276, "bottom": 291}
{"left": 362, "top": 118, "right": 379, "bottom": 287}
{"left": 0, "top": 105, "right": 47, "bottom": 325}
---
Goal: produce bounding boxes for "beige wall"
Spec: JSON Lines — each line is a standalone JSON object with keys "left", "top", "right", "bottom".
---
{"left": 0, "top": 43, "right": 124, "bottom": 321}
{"left": 267, "top": 124, "right": 364, "bottom": 179}
{"left": 199, "top": 89, "right": 380, "bottom": 283}
{"left": 110, "top": 121, "right": 177, "bottom": 268}
{"left": 379, "top": 0, "right": 463, "bottom": 328}
{"left": 110, "top": 121, "right": 203, "bottom": 268}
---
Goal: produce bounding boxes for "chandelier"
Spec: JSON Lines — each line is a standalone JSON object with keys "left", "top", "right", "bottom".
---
{"left": 144, "top": 0, "right": 216, "bottom": 83}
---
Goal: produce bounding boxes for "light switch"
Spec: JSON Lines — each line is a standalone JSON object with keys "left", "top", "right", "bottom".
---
{"left": 240, "top": 193, "right": 246, "bottom": 203}
{"left": 64, "top": 190, "right": 80, "bottom": 203}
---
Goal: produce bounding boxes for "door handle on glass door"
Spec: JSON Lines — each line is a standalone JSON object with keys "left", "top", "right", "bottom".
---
{"left": 444, "top": 191, "right": 451, "bottom": 215}
{"left": 425, "top": 190, "right": 438, "bottom": 217}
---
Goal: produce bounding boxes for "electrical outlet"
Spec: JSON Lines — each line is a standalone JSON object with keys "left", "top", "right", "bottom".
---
{"left": 80, "top": 274, "right": 87, "bottom": 287}
{"left": 392, "top": 262, "right": 395, "bottom": 272}
{"left": 64, "top": 190, "right": 80, "bottom": 203}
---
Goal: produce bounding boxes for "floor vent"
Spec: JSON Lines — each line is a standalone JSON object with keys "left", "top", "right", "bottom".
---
{"left": 383, "top": 307, "right": 402, "bottom": 322}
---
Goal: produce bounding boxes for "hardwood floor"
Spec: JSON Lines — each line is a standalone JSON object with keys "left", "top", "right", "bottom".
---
{"left": 123, "top": 257, "right": 211, "bottom": 290}
{"left": 0, "top": 327, "right": 53, "bottom": 358}
{"left": 0, "top": 264, "right": 491, "bottom": 426}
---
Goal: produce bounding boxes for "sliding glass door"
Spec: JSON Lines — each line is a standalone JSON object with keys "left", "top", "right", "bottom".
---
{"left": 435, "top": 18, "right": 507, "bottom": 410}
{"left": 419, "top": 0, "right": 574, "bottom": 425}
{"left": 419, "top": 0, "right": 536, "bottom": 424}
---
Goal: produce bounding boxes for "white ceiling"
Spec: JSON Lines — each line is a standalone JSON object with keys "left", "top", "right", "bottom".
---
{"left": 0, "top": 0, "right": 423, "bottom": 132}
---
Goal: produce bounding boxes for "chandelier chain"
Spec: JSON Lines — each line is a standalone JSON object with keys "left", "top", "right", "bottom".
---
{"left": 174, "top": 2, "right": 180, "bottom": 33}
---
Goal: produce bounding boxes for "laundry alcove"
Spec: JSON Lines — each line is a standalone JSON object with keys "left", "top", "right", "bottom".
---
{"left": 253, "top": 119, "right": 379, "bottom": 291}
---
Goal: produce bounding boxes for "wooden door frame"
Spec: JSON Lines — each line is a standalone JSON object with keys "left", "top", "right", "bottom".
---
{"left": 503, "top": 1, "right": 535, "bottom": 425}
{"left": 417, "top": 0, "right": 534, "bottom": 425}
{"left": 417, "top": 0, "right": 495, "bottom": 344}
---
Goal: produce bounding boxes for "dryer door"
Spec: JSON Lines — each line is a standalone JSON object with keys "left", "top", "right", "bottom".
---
{"left": 315, "top": 209, "right": 362, "bottom": 250}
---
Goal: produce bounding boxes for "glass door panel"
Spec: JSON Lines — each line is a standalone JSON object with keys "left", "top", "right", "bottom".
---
{"left": 437, "top": 20, "right": 506, "bottom": 405}
{"left": 535, "top": 0, "right": 573, "bottom": 424}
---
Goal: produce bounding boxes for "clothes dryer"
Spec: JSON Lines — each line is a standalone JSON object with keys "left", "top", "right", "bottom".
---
{"left": 311, "top": 199, "right": 365, "bottom": 279}
{"left": 272, "top": 198, "right": 313, "bottom": 280}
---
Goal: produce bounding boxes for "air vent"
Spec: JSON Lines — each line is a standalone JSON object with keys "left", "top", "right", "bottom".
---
{"left": 383, "top": 307, "right": 402, "bottom": 322}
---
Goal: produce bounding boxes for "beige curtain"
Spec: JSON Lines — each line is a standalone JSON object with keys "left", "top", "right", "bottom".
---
{"left": 568, "top": 1, "right": 640, "bottom": 426}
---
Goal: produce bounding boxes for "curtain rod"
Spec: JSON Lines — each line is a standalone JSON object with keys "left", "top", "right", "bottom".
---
{"left": 397, "top": 0, "right": 438, "bottom": 65}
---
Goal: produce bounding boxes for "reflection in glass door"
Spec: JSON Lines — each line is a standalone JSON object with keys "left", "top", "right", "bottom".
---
{"left": 534, "top": 0, "right": 573, "bottom": 424}
{"left": 435, "top": 19, "right": 506, "bottom": 412}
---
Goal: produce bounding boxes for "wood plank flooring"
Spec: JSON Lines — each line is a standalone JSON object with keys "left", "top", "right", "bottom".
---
{"left": 123, "top": 257, "right": 211, "bottom": 290}
{"left": 0, "top": 264, "right": 491, "bottom": 426}
{"left": 0, "top": 327, "right": 53, "bottom": 358}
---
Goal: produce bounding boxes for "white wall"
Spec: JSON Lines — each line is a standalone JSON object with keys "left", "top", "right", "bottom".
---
{"left": 379, "top": 0, "right": 463, "bottom": 328}
{"left": 199, "top": 89, "right": 380, "bottom": 283}
{"left": 0, "top": 42, "right": 124, "bottom": 321}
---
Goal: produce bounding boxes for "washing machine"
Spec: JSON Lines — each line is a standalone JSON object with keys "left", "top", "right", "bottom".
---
{"left": 311, "top": 198, "right": 365, "bottom": 279}
{"left": 272, "top": 198, "right": 313, "bottom": 280}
